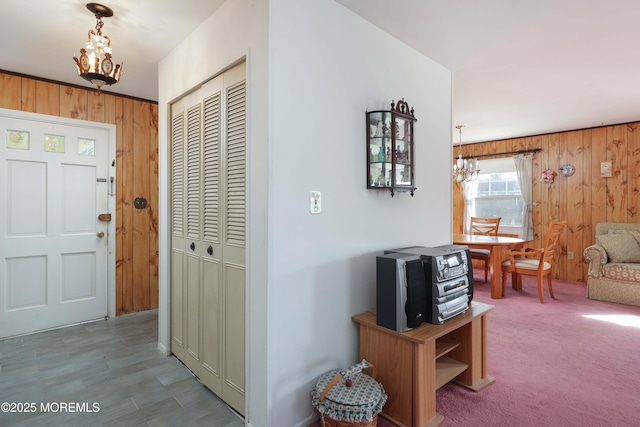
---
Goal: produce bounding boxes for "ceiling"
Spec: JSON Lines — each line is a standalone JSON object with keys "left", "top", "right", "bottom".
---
{"left": 3, "top": 1, "right": 640, "bottom": 144}
{"left": 0, "top": 0, "right": 226, "bottom": 103}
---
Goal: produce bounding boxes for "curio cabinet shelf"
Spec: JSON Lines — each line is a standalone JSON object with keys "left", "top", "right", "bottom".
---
{"left": 366, "top": 98, "right": 417, "bottom": 197}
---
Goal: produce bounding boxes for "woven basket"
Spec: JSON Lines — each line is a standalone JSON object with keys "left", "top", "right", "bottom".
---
{"left": 320, "top": 413, "right": 377, "bottom": 427}
{"left": 312, "top": 360, "right": 386, "bottom": 427}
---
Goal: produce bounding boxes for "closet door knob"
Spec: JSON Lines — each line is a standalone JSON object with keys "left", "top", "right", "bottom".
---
{"left": 207, "top": 246, "right": 213, "bottom": 255}
{"left": 190, "top": 242, "right": 195, "bottom": 251}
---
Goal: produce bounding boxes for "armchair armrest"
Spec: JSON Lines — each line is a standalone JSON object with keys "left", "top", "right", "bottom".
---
{"left": 583, "top": 244, "right": 607, "bottom": 278}
{"left": 505, "top": 248, "right": 546, "bottom": 273}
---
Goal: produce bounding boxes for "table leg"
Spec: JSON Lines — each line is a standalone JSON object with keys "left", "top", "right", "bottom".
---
{"left": 489, "top": 247, "right": 503, "bottom": 299}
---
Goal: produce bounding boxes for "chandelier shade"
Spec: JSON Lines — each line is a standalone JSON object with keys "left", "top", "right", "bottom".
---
{"left": 73, "top": 3, "right": 122, "bottom": 92}
{"left": 452, "top": 125, "right": 480, "bottom": 182}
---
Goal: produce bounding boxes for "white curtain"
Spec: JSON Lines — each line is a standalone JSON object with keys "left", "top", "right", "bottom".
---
{"left": 513, "top": 154, "right": 533, "bottom": 240}
{"left": 461, "top": 181, "right": 476, "bottom": 234}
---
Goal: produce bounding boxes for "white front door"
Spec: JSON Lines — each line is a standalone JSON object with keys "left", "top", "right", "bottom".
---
{"left": 0, "top": 111, "right": 112, "bottom": 338}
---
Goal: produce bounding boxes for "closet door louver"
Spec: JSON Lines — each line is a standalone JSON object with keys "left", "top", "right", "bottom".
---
{"left": 203, "top": 93, "right": 221, "bottom": 242}
{"left": 225, "top": 82, "right": 246, "bottom": 246}
{"left": 172, "top": 113, "right": 184, "bottom": 237}
{"left": 186, "top": 105, "right": 202, "bottom": 241}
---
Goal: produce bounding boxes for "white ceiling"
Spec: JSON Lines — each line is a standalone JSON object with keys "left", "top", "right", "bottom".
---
{"left": 2, "top": 0, "right": 640, "bottom": 144}
{"left": 336, "top": 0, "right": 640, "bottom": 143}
{"left": 0, "top": 0, "right": 226, "bottom": 103}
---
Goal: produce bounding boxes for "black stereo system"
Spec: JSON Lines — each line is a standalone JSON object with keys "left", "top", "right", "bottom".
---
{"left": 376, "top": 245, "right": 473, "bottom": 331}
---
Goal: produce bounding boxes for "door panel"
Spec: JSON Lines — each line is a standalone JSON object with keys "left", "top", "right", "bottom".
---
{"left": 170, "top": 249, "right": 185, "bottom": 351}
{"left": 7, "top": 160, "right": 47, "bottom": 235}
{"left": 6, "top": 256, "right": 47, "bottom": 309}
{"left": 220, "top": 68, "right": 246, "bottom": 412}
{"left": 0, "top": 113, "right": 110, "bottom": 338}
{"left": 223, "top": 262, "right": 245, "bottom": 410}
{"left": 61, "top": 252, "right": 96, "bottom": 302}
{"left": 201, "top": 257, "right": 221, "bottom": 394}
{"left": 62, "top": 164, "right": 96, "bottom": 232}
{"left": 186, "top": 252, "right": 201, "bottom": 363}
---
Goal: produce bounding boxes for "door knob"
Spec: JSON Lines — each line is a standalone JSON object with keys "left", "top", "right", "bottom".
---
{"left": 97, "top": 231, "right": 105, "bottom": 238}
{"left": 207, "top": 245, "right": 213, "bottom": 255}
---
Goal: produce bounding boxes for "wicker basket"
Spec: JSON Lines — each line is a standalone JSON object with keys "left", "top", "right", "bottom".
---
{"left": 312, "top": 360, "right": 386, "bottom": 427}
{"left": 320, "top": 413, "right": 377, "bottom": 427}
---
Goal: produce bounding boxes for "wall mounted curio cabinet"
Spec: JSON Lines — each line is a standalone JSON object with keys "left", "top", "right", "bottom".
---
{"left": 366, "top": 98, "right": 417, "bottom": 196}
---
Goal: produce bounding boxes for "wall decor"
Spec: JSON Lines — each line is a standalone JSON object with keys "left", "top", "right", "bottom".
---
{"left": 366, "top": 98, "right": 417, "bottom": 197}
{"left": 600, "top": 161, "right": 613, "bottom": 177}
{"left": 559, "top": 163, "right": 575, "bottom": 177}
{"left": 540, "top": 169, "right": 557, "bottom": 184}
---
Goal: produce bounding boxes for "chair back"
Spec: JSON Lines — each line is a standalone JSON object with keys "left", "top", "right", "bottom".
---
{"left": 470, "top": 217, "right": 501, "bottom": 236}
{"left": 542, "top": 221, "right": 567, "bottom": 266}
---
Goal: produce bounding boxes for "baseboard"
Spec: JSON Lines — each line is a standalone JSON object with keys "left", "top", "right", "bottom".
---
{"left": 157, "top": 342, "right": 170, "bottom": 356}
{"left": 293, "top": 413, "right": 318, "bottom": 427}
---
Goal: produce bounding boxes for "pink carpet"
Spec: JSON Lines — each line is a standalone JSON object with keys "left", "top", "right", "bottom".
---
{"left": 310, "top": 271, "right": 640, "bottom": 426}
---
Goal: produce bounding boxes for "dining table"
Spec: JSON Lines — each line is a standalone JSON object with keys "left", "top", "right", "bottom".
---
{"left": 453, "top": 234, "right": 526, "bottom": 299}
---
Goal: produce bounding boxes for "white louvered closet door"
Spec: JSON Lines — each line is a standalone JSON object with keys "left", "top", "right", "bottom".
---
{"left": 170, "top": 62, "right": 246, "bottom": 416}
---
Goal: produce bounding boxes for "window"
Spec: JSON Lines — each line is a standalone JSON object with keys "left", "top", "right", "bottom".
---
{"left": 470, "top": 157, "right": 523, "bottom": 233}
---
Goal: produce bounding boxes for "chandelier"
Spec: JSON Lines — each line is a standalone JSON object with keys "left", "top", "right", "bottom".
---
{"left": 73, "top": 3, "right": 122, "bottom": 92}
{"left": 452, "top": 125, "right": 480, "bottom": 182}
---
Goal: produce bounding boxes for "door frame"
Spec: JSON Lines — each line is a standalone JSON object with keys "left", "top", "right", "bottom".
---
{"left": 0, "top": 107, "right": 117, "bottom": 319}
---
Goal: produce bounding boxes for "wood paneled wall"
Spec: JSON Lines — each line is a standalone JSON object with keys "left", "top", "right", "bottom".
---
{"left": 453, "top": 123, "right": 640, "bottom": 282}
{"left": 0, "top": 71, "right": 158, "bottom": 315}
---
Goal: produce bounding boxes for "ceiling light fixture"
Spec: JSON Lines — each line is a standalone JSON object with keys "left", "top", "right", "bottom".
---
{"left": 73, "top": 3, "right": 122, "bottom": 92}
{"left": 452, "top": 125, "right": 480, "bottom": 182}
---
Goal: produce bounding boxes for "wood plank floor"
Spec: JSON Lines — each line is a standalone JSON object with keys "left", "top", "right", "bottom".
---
{"left": 0, "top": 310, "right": 244, "bottom": 427}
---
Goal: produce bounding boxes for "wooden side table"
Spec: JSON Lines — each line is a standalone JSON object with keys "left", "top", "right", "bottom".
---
{"left": 352, "top": 301, "right": 495, "bottom": 427}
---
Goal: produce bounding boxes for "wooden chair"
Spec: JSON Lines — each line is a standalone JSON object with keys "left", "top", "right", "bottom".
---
{"left": 469, "top": 217, "right": 501, "bottom": 282}
{"left": 500, "top": 221, "right": 567, "bottom": 303}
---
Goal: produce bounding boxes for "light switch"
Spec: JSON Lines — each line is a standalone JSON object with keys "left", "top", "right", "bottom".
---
{"left": 310, "top": 191, "right": 321, "bottom": 214}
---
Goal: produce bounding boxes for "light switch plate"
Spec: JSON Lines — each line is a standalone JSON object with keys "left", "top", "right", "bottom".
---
{"left": 310, "top": 191, "right": 321, "bottom": 214}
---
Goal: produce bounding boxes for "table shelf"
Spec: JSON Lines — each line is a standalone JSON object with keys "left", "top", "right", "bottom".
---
{"left": 435, "top": 337, "right": 460, "bottom": 359}
{"left": 435, "top": 356, "right": 468, "bottom": 390}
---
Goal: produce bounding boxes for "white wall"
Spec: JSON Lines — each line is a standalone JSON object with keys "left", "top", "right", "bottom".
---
{"left": 158, "top": 0, "right": 453, "bottom": 426}
{"left": 268, "top": 1, "right": 452, "bottom": 425}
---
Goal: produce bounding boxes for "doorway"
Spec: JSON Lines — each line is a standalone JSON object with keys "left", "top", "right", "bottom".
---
{"left": 170, "top": 62, "right": 246, "bottom": 415}
{"left": 0, "top": 109, "right": 116, "bottom": 338}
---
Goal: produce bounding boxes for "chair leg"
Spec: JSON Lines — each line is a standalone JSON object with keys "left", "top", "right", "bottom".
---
{"left": 537, "top": 274, "right": 545, "bottom": 303}
{"left": 548, "top": 274, "right": 554, "bottom": 299}
{"left": 484, "top": 261, "right": 489, "bottom": 282}
{"left": 501, "top": 268, "right": 507, "bottom": 296}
